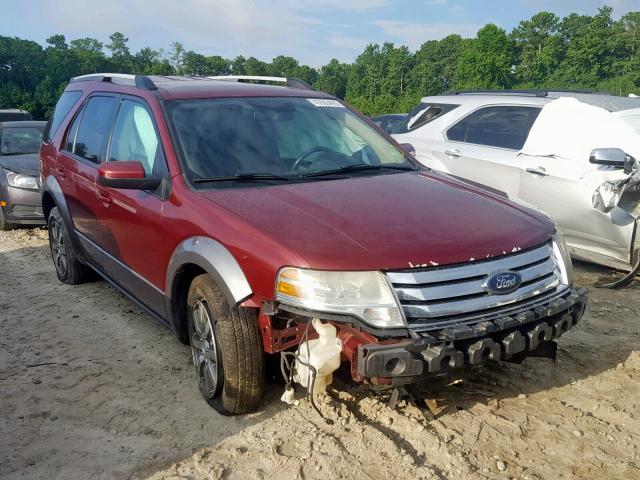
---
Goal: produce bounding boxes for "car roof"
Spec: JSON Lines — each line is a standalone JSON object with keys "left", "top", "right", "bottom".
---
{"left": 151, "top": 77, "right": 333, "bottom": 101}
{"left": 0, "top": 121, "right": 46, "bottom": 128}
{"left": 68, "top": 74, "right": 334, "bottom": 101}
{"left": 421, "top": 91, "right": 640, "bottom": 112}
{"left": 420, "top": 94, "right": 551, "bottom": 108}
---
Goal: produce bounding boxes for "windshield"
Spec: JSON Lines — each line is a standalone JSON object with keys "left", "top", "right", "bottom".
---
{"left": 168, "top": 97, "right": 412, "bottom": 184}
{"left": 0, "top": 126, "right": 44, "bottom": 155}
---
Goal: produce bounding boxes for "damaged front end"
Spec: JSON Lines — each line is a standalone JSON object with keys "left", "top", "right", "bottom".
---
{"left": 591, "top": 148, "right": 640, "bottom": 287}
{"left": 261, "top": 239, "right": 587, "bottom": 402}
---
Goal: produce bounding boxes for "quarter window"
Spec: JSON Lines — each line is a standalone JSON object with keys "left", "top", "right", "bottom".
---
{"left": 72, "top": 96, "right": 117, "bottom": 163}
{"left": 446, "top": 106, "right": 541, "bottom": 150}
{"left": 43, "top": 91, "right": 82, "bottom": 143}
{"left": 109, "top": 100, "right": 165, "bottom": 176}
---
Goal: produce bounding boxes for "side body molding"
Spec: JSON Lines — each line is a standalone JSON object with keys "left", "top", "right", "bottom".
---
{"left": 165, "top": 236, "right": 253, "bottom": 306}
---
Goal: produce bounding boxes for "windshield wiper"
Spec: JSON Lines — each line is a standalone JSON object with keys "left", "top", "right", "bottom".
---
{"left": 192, "top": 172, "right": 291, "bottom": 183}
{"left": 300, "top": 163, "right": 417, "bottom": 178}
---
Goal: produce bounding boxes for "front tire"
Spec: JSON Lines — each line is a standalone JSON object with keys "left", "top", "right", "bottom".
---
{"left": 187, "top": 274, "right": 264, "bottom": 415}
{"left": 0, "top": 208, "right": 14, "bottom": 231}
{"left": 48, "top": 207, "right": 90, "bottom": 284}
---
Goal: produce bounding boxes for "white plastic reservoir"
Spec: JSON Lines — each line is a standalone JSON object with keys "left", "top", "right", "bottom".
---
{"left": 294, "top": 319, "right": 342, "bottom": 394}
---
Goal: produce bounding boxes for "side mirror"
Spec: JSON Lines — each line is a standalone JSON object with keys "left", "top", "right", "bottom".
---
{"left": 589, "top": 148, "right": 627, "bottom": 168}
{"left": 97, "top": 161, "right": 162, "bottom": 190}
{"left": 400, "top": 143, "right": 416, "bottom": 156}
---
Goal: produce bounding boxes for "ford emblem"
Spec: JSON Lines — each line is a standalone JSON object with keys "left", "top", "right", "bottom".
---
{"left": 483, "top": 271, "right": 522, "bottom": 295}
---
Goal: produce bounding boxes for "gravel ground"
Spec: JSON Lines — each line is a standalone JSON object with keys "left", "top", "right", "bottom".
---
{"left": 1, "top": 227, "right": 639, "bottom": 480}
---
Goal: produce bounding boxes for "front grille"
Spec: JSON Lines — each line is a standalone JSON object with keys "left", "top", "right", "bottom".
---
{"left": 386, "top": 242, "right": 565, "bottom": 329}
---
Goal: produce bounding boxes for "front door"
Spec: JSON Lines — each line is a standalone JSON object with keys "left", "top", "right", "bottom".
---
{"left": 518, "top": 155, "right": 635, "bottom": 268}
{"left": 96, "top": 97, "right": 169, "bottom": 316}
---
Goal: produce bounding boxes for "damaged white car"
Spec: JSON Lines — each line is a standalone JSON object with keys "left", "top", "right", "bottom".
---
{"left": 393, "top": 91, "right": 640, "bottom": 282}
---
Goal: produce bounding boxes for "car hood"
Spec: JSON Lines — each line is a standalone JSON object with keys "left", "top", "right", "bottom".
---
{"left": 200, "top": 171, "right": 554, "bottom": 271}
{"left": 0, "top": 154, "right": 39, "bottom": 175}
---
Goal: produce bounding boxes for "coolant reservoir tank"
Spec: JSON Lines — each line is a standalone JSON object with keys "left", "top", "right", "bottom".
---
{"left": 294, "top": 319, "right": 342, "bottom": 394}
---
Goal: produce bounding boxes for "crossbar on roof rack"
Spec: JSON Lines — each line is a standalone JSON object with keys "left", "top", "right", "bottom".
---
{"left": 69, "top": 73, "right": 157, "bottom": 90}
{"left": 207, "top": 75, "right": 313, "bottom": 90}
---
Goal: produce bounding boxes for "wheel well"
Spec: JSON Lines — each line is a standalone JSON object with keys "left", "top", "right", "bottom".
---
{"left": 171, "top": 263, "right": 207, "bottom": 345}
{"left": 42, "top": 192, "right": 55, "bottom": 221}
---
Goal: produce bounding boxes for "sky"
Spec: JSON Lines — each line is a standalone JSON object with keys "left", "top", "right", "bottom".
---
{"left": 1, "top": 0, "right": 637, "bottom": 67}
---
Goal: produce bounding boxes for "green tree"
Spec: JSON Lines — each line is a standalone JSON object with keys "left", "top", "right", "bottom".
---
{"left": 170, "top": 41, "right": 185, "bottom": 74}
{"left": 315, "top": 59, "right": 349, "bottom": 98}
{"left": 69, "top": 37, "right": 106, "bottom": 73}
{"left": 511, "top": 12, "right": 562, "bottom": 87}
{"left": 455, "top": 24, "right": 514, "bottom": 90}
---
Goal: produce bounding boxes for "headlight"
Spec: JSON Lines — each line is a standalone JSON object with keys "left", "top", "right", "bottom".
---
{"left": 6, "top": 171, "right": 39, "bottom": 190}
{"left": 552, "top": 230, "right": 573, "bottom": 286}
{"left": 276, "top": 268, "right": 404, "bottom": 328}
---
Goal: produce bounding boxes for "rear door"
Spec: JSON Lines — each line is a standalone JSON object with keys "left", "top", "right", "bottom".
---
{"left": 57, "top": 94, "right": 118, "bottom": 264}
{"left": 96, "top": 96, "right": 169, "bottom": 316}
{"left": 436, "top": 105, "right": 541, "bottom": 198}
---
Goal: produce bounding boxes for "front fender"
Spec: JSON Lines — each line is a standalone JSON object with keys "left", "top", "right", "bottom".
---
{"left": 165, "top": 236, "right": 253, "bottom": 307}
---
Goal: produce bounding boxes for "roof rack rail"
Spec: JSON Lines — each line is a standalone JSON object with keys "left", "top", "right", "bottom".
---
{"left": 69, "top": 73, "right": 157, "bottom": 91}
{"left": 443, "top": 88, "right": 612, "bottom": 98}
{"left": 207, "top": 75, "right": 314, "bottom": 90}
{"left": 444, "top": 89, "right": 549, "bottom": 97}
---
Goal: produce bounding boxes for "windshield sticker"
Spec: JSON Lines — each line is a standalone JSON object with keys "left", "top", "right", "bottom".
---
{"left": 306, "top": 98, "right": 344, "bottom": 108}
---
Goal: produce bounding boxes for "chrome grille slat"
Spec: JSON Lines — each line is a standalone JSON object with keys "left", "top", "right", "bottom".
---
{"left": 395, "top": 256, "right": 557, "bottom": 303}
{"left": 402, "top": 276, "right": 561, "bottom": 319}
{"left": 386, "top": 242, "right": 563, "bottom": 327}
{"left": 387, "top": 243, "right": 552, "bottom": 285}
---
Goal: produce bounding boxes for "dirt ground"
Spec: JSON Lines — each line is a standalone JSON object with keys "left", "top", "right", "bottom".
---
{"left": 1, "top": 227, "right": 639, "bottom": 480}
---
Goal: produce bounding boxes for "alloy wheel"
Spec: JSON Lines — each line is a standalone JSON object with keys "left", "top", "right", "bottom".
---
{"left": 190, "top": 300, "right": 221, "bottom": 398}
{"left": 50, "top": 220, "right": 68, "bottom": 277}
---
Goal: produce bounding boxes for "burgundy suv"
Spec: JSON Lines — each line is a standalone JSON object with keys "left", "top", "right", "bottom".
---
{"left": 41, "top": 74, "right": 587, "bottom": 415}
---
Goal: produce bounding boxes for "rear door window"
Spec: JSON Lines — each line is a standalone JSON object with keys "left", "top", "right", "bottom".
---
{"left": 71, "top": 96, "right": 118, "bottom": 163}
{"left": 446, "top": 106, "right": 541, "bottom": 150}
{"left": 394, "top": 103, "right": 459, "bottom": 134}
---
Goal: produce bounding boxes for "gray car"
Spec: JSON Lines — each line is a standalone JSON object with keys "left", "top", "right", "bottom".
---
{"left": 0, "top": 121, "right": 46, "bottom": 229}
{"left": 394, "top": 90, "right": 640, "bottom": 275}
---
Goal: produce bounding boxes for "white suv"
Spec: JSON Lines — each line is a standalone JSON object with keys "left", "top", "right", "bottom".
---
{"left": 393, "top": 90, "right": 640, "bottom": 275}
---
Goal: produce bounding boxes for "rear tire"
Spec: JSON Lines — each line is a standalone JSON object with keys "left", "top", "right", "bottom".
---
{"left": 48, "top": 207, "right": 90, "bottom": 284}
{"left": 187, "top": 274, "right": 264, "bottom": 415}
{"left": 0, "top": 208, "right": 14, "bottom": 231}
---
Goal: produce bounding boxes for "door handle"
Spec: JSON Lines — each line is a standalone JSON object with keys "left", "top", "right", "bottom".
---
{"left": 56, "top": 166, "right": 66, "bottom": 178}
{"left": 97, "top": 191, "right": 112, "bottom": 206}
{"left": 526, "top": 167, "right": 549, "bottom": 176}
{"left": 444, "top": 148, "right": 462, "bottom": 157}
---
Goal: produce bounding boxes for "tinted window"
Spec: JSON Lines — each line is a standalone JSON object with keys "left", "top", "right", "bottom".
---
{"left": 0, "top": 126, "right": 44, "bottom": 155}
{"left": 64, "top": 110, "right": 82, "bottom": 153}
{"left": 447, "top": 106, "right": 541, "bottom": 150}
{"left": 395, "top": 103, "right": 459, "bottom": 133}
{"left": 109, "top": 99, "right": 166, "bottom": 176}
{"left": 73, "top": 96, "right": 117, "bottom": 163}
{"left": 43, "top": 91, "right": 82, "bottom": 143}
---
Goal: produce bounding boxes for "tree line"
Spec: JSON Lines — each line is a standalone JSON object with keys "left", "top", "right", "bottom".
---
{"left": 1, "top": 6, "right": 638, "bottom": 119}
